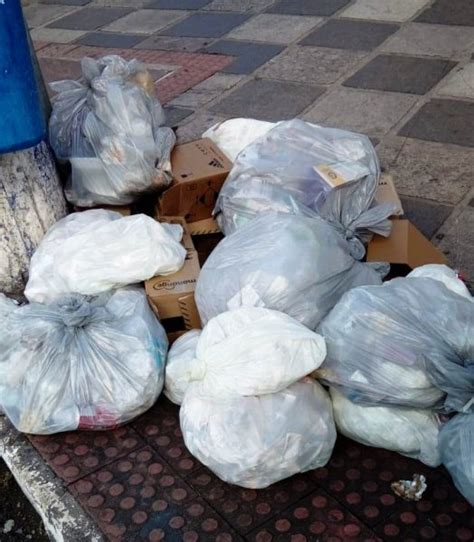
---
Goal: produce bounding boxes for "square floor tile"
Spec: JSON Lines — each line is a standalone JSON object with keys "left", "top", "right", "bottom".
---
{"left": 147, "top": 0, "right": 211, "bottom": 8}
{"left": 30, "top": 27, "right": 88, "bottom": 43}
{"left": 228, "top": 14, "right": 322, "bottom": 44}
{"left": 47, "top": 6, "right": 133, "bottom": 30}
{"left": 205, "top": 41, "right": 284, "bottom": 74}
{"left": 381, "top": 23, "right": 474, "bottom": 58}
{"left": 377, "top": 136, "right": 474, "bottom": 204}
{"left": 24, "top": 4, "right": 77, "bottom": 27}
{"left": 437, "top": 63, "right": 474, "bottom": 99}
{"left": 300, "top": 19, "right": 398, "bottom": 50}
{"left": 76, "top": 31, "right": 146, "bottom": 47}
{"left": 176, "top": 111, "right": 229, "bottom": 143}
{"left": 303, "top": 88, "right": 417, "bottom": 136}
{"left": 341, "top": 0, "right": 430, "bottom": 22}
{"left": 344, "top": 55, "right": 456, "bottom": 95}
{"left": 134, "top": 35, "right": 210, "bottom": 51}
{"left": 400, "top": 197, "right": 453, "bottom": 238}
{"left": 267, "top": 0, "right": 350, "bottom": 16}
{"left": 416, "top": 0, "right": 474, "bottom": 26}
{"left": 399, "top": 99, "right": 474, "bottom": 147}
{"left": 188, "top": 467, "right": 317, "bottom": 535}
{"left": 260, "top": 46, "right": 368, "bottom": 85}
{"left": 170, "top": 73, "right": 243, "bottom": 107}
{"left": 160, "top": 12, "right": 250, "bottom": 37}
{"left": 40, "top": 0, "right": 90, "bottom": 5}
{"left": 102, "top": 9, "right": 185, "bottom": 34}
{"left": 163, "top": 106, "right": 194, "bottom": 127}
{"left": 210, "top": 78, "right": 325, "bottom": 120}
{"left": 203, "top": 0, "right": 273, "bottom": 11}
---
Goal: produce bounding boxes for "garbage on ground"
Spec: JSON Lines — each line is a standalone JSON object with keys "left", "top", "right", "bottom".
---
{"left": 25, "top": 210, "right": 186, "bottom": 304}
{"left": 49, "top": 55, "right": 175, "bottom": 207}
{"left": 168, "top": 307, "right": 334, "bottom": 488}
{"left": 0, "top": 287, "right": 167, "bottom": 434}
{"left": 196, "top": 212, "right": 388, "bottom": 329}
{"left": 391, "top": 474, "right": 427, "bottom": 502}
{"left": 330, "top": 388, "right": 441, "bottom": 467}
{"left": 317, "top": 265, "right": 474, "bottom": 414}
{"left": 439, "top": 413, "right": 474, "bottom": 505}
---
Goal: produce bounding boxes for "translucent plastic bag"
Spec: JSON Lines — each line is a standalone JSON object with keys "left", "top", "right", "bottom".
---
{"left": 214, "top": 120, "right": 393, "bottom": 250}
{"left": 49, "top": 55, "right": 176, "bottom": 206}
{"left": 317, "top": 271, "right": 474, "bottom": 413}
{"left": 0, "top": 287, "right": 167, "bottom": 434}
{"left": 165, "top": 307, "right": 327, "bottom": 404}
{"left": 25, "top": 210, "right": 186, "bottom": 304}
{"left": 181, "top": 379, "right": 336, "bottom": 488}
{"left": 330, "top": 388, "right": 441, "bottom": 467}
{"left": 439, "top": 413, "right": 474, "bottom": 505}
{"left": 196, "top": 212, "right": 387, "bottom": 329}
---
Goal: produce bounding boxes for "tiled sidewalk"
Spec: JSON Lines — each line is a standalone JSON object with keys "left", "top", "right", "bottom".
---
{"left": 11, "top": 0, "right": 474, "bottom": 540}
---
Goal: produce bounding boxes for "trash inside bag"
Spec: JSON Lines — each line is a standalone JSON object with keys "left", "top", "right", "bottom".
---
{"left": 181, "top": 378, "right": 336, "bottom": 488}
{"left": 439, "top": 413, "right": 474, "bottom": 505}
{"left": 49, "top": 55, "right": 176, "bottom": 206}
{"left": 329, "top": 388, "right": 441, "bottom": 467}
{"left": 0, "top": 287, "right": 167, "bottom": 434}
{"left": 214, "top": 119, "right": 394, "bottom": 251}
{"left": 25, "top": 210, "right": 186, "bottom": 304}
{"left": 317, "top": 271, "right": 474, "bottom": 413}
{"left": 196, "top": 212, "right": 387, "bottom": 329}
{"left": 165, "top": 307, "right": 327, "bottom": 404}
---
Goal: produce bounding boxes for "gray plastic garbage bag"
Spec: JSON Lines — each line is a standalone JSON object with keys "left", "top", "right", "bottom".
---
{"left": 439, "top": 413, "right": 474, "bottom": 505}
{"left": 49, "top": 55, "right": 175, "bottom": 206}
{"left": 196, "top": 212, "right": 387, "bottom": 329}
{"left": 0, "top": 287, "right": 167, "bottom": 434}
{"left": 317, "top": 274, "right": 474, "bottom": 413}
{"left": 214, "top": 119, "right": 394, "bottom": 256}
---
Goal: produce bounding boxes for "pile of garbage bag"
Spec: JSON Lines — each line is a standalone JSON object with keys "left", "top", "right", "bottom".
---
{"left": 165, "top": 307, "right": 336, "bottom": 488}
{"left": 49, "top": 55, "right": 175, "bottom": 207}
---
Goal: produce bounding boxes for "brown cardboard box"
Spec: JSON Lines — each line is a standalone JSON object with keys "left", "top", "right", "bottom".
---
{"left": 156, "top": 139, "right": 232, "bottom": 223}
{"left": 187, "top": 217, "right": 221, "bottom": 235}
{"left": 367, "top": 219, "right": 448, "bottom": 271}
{"left": 376, "top": 174, "right": 403, "bottom": 217}
{"left": 145, "top": 217, "right": 201, "bottom": 339}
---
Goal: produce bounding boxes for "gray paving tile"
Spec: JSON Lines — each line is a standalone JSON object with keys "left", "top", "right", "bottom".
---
{"left": 47, "top": 6, "right": 132, "bottom": 30}
{"left": 134, "top": 35, "right": 210, "bottom": 51}
{"left": 102, "top": 9, "right": 185, "bottom": 34}
{"left": 377, "top": 136, "right": 474, "bottom": 205}
{"left": 399, "top": 99, "right": 474, "bottom": 147}
{"left": 260, "top": 46, "right": 367, "bottom": 85}
{"left": 416, "top": 0, "right": 474, "bottom": 27}
{"left": 400, "top": 196, "right": 453, "bottom": 239}
{"left": 300, "top": 19, "right": 398, "bottom": 51}
{"left": 30, "top": 27, "right": 88, "bottom": 43}
{"left": 170, "top": 73, "right": 243, "bottom": 107}
{"left": 176, "top": 111, "right": 229, "bottom": 143}
{"left": 75, "top": 31, "right": 145, "bottom": 47}
{"left": 205, "top": 40, "right": 284, "bottom": 74}
{"left": 163, "top": 106, "right": 194, "bottom": 127}
{"left": 160, "top": 12, "right": 250, "bottom": 37}
{"left": 24, "top": 4, "right": 77, "bottom": 27}
{"left": 40, "top": 0, "right": 90, "bottom": 5}
{"left": 210, "top": 78, "right": 325, "bottom": 121}
{"left": 203, "top": 0, "right": 273, "bottom": 11}
{"left": 303, "top": 88, "right": 417, "bottom": 136}
{"left": 267, "top": 0, "right": 350, "bottom": 16}
{"left": 344, "top": 55, "right": 456, "bottom": 95}
{"left": 146, "top": 0, "right": 211, "bottom": 8}
{"left": 437, "top": 63, "right": 474, "bottom": 99}
{"left": 340, "top": 0, "right": 430, "bottom": 22}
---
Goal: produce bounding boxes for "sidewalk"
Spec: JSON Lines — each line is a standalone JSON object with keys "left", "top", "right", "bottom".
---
{"left": 4, "top": 0, "right": 474, "bottom": 540}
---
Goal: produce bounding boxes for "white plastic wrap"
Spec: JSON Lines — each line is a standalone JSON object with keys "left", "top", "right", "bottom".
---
{"left": 0, "top": 287, "right": 167, "bottom": 434}
{"left": 196, "top": 212, "right": 387, "bottom": 329}
{"left": 330, "top": 388, "right": 442, "bottom": 467}
{"left": 49, "top": 55, "right": 176, "bottom": 206}
{"left": 25, "top": 210, "right": 186, "bottom": 304}
{"left": 165, "top": 307, "right": 327, "bottom": 404}
{"left": 408, "top": 264, "right": 472, "bottom": 300}
{"left": 181, "top": 379, "right": 336, "bottom": 488}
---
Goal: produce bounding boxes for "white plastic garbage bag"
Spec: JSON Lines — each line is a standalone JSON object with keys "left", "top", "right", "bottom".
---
{"left": 181, "top": 378, "right": 336, "bottom": 488}
{"left": 49, "top": 55, "right": 176, "bottom": 206}
{"left": 408, "top": 264, "right": 472, "bottom": 300}
{"left": 330, "top": 388, "right": 441, "bottom": 467}
{"left": 25, "top": 210, "right": 186, "bottom": 304}
{"left": 165, "top": 307, "right": 327, "bottom": 404}
{"left": 317, "top": 271, "right": 474, "bottom": 413}
{"left": 0, "top": 287, "right": 167, "bottom": 434}
{"left": 439, "top": 413, "right": 474, "bottom": 505}
{"left": 213, "top": 119, "right": 394, "bottom": 245}
{"left": 196, "top": 212, "right": 387, "bottom": 329}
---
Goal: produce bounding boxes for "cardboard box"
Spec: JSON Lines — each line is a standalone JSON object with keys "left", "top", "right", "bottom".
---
{"left": 156, "top": 139, "right": 232, "bottom": 223}
{"left": 145, "top": 217, "right": 201, "bottom": 339}
{"left": 367, "top": 219, "right": 448, "bottom": 272}
{"left": 376, "top": 174, "right": 403, "bottom": 217}
{"left": 187, "top": 216, "right": 221, "bottom": 236}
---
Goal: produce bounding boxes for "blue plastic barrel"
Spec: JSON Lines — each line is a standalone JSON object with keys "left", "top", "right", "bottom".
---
{"left": 0, "top": 1, "right": 46, "bottom": 153}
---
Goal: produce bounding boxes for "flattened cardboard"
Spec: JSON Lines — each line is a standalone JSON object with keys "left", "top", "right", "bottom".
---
{"left": 376, "top": 174, "right": 403, "bottom": 217}
{"left": 187, "top": 216, "right": 221, "bottom": 235}
{"left": 157, "top": 138, "right": 232, "bottom": 223}
{"left": 367, "top": 219, "right": 448, "bottom": 269}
